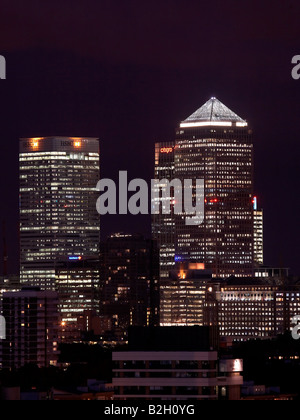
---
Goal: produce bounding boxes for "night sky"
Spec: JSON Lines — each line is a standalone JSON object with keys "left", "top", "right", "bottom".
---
{"left": 0, "top": 0, "right": 299, "bottom": 275}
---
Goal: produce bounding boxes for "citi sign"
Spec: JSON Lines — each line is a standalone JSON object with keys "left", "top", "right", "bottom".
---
{"left": 160, "top": 147, "right": 173, "bottom": 154}
{"left": 96, "top": 171, "right": 205, "bottom": 226}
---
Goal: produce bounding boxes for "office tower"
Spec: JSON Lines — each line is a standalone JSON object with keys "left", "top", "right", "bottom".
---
{"left": 0, "top": 287, "right": 59, "bottom": 369}
{"left": 204, "top": 277, "right": 300, "bottom": 341}
{"left": 152, "top": 142, "right": 176, "bottom": 280}
{"left": 253, "top": 196, "right": 264, "bottom": 265}
{"left": 55, "top": 256, "right": 100, "bottom": 339}
{"left": 175, "top": 97, "right": 254, "bottom": 276}
{"left": 19, "top": 137, "right": 100, "bottom": 290}
{"left": 100, "top": 234, "right": 160, "bottom": 340}
{"left": 113, "top": 327, "right": 243, "bottom": 400}
{"left": 153, "top": 97, "right": 254, "bottom": 279}
{"left": 160, "top": 263, "right": 212, "bottom": 326}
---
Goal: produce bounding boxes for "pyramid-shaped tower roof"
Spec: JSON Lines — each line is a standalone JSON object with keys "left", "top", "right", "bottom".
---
{"left": 180, "top": 97, "right": 247, "bottom": 128}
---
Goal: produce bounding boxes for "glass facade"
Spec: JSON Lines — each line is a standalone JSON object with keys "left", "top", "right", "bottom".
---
{"left": 153, "top": 98, "right": 254, "bottom": 282}
{"left": 19, "top": 137, "right": 100, "bottom": 290}
{"left": 55, "top": 257, "right": 100, "bottom": 324}
{"left": 175, "top": 126, "right": 254, "bottom": 277}
{"left": 152, "top": 142, "right": 176, "bottom": 279}
{"left": 160, "top": 266, "right": 211, "bottom": 327}
{"left": 253, "top": 207, "right": 264, "bottom": 265}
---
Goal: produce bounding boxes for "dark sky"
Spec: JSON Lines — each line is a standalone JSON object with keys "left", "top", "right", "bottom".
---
{"left": 0, "top": 0, "right": 299, "bottom": 275}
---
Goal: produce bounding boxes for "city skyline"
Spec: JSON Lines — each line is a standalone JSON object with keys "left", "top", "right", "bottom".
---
{"left": 0, "top": 91, "right": 298, "bottom": 276}
{"left": 0, "top": 2, "right": 299, "bottom": 277}
{"left": 0, "top": 0, "right": 300, "bottom": 403}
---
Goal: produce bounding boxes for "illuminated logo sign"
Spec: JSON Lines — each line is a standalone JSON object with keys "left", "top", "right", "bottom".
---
{"left": 23, "top": 138, "right": 41, "bottom": 149}
{"left": 61, "top": 140, "right": 82, "bottom": 148}
{"left": 22, "top": 138, "right": 84, "bottom": 150}
{"left": 160, "top": 147, "right": 173, "bottom": 154}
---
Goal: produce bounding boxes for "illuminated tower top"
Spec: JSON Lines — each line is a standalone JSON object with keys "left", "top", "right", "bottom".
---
{"left": 180, "top": 97, "right": 248, "bottom": 128}
{"left": 19, "top": 136, "right": 99, "bottom": 154}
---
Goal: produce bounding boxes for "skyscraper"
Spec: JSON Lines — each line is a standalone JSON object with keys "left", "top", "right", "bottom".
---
{"left": 19, "top": 137, "right": 100, "bottom": 290}
{"left": 175, "top": 97, "right": 254, "bottom": 277}
{"left": 152, "top": 142, "right": 175, "bottom": 280}
{"left": 100, "top": 234, "right": 160, "bottom": 340}
{"left": 55, "top": 256, "right": 100, "bottom": 334}
{"left": 153, "top": 98, "right": 254, "bottom": 279}
{"left": 113, "top": 327, "right": 243, "bottom": 401}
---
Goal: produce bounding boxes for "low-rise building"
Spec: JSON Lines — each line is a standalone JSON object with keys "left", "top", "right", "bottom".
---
{"left": 113, "top": 327, "right": 243, "bottom": 400}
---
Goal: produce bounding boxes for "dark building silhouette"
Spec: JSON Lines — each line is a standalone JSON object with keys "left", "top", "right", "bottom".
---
{"left": 100, "top": 234, "right": 160, "bottom": 340}
{"left": 0, "top": 287, "right": 59, "bottom": 370}
{"left": 113, "top": 327, "right": 243, "bottom": 400}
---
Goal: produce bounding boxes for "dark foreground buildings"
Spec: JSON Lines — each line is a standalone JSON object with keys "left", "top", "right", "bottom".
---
{"left": 113, "top": 327, "right": 243, "bottom": 400}
{"left": 0, "top": 287, "right": 59, "bottom": 370}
